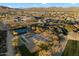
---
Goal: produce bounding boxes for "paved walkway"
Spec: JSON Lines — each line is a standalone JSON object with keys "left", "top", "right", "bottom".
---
{"left": 6, "top": 31, "right": 15, "bottom": 56}
{"left": 67, "top": 32, "right": 79, "bottom": 41}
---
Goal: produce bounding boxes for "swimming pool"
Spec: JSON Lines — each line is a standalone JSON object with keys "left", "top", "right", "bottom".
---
{"left": 14, "top": 28, "right": 27, "bottom": 34}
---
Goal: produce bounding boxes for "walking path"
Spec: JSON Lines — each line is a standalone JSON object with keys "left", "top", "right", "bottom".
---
{"left": 67, "top": 31, "right": 79, "bottom": 41}
{"left": 6, "top": 31, "right": 15, "bottom": 56}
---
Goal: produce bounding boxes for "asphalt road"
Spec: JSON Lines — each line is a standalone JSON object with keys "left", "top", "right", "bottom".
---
{"left": 0, "top": 22, "right": 15, "bottom": 56}
{"left": 6, "top": 31, "right": 15, "bottom": 56}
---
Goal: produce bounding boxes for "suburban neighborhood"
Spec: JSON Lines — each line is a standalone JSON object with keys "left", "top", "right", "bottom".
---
{"left": 0, "top": 3, "right": 79, "bottom": 56}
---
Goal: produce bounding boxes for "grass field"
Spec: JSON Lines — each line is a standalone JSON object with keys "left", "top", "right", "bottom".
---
{"left": 62, "top": 40, "right": 79, "bottom": 56}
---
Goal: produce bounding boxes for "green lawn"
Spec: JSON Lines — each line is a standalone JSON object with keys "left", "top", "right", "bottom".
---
{"left": 62, "top": 40, "right": 79, "bottom": 56}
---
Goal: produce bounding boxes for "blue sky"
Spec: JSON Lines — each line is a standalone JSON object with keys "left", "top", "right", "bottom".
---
{"left": 0, "top": 3, "right": 79, "bottom": 8}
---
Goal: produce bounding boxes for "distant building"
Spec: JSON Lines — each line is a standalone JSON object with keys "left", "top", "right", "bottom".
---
{"left": 14, "top": 17, "right": 22, "bottom": 22}
{"left": 0, "top": 12, "right": 8, "bottom": 18}
{"left": 43, "top": 18, "right": 52, "bottom": 23}
{"left": 34, "top": 16, "right": 42, "bottom": 20}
